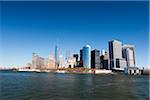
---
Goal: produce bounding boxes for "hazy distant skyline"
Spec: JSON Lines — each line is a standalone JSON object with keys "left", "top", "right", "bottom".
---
{"left": 1, "top": 1, "right": 149, "bottom": 68}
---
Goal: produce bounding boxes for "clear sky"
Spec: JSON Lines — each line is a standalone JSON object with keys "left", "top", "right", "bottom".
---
{"left": 0, "top": 1, "right": 149, "bottom": 68}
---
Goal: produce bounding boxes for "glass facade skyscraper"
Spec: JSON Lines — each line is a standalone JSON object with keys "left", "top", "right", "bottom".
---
{"left": 91, "top": 49, "right": 100, "bottom": 69}
{"left": 82, "top": 45, "right": 91, "bottom": 68}
{"left": 55, "top": 45, "right": 59, "bottom": 68}
{"left": 79, "top": 49, "right": 83, "bottom": 67}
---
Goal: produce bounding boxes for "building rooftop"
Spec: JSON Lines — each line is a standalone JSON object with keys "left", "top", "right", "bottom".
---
{"left": 123, "top": 44, "right": 134, "bottom": 48}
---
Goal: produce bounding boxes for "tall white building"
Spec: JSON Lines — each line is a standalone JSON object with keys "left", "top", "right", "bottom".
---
{"left": 47, "top": 52, "right": 56, "bottom": 69}
{"left": 109, "top": 40, "right": 123, "bottom": 69}
{"left": 32, "top": 53, "right": 38, "bottom": 69}
{"left": 65, "top": 51, "right": 75, "bottom": 68}
{"left": 32, "top": 53, "right": 41, "bottom": 69}
{"left": 59, "top": 55, "right": 63, "bottom": 68}
{"left": 122, "top": 45, "right": 136, "bottom": 67}
{"left": 109, "top": 40, "right": 127, "bottom": 70}
{"left": 66, "top": 57, "right": 76, "bottom": 68}
{"left": 32, "top": 53, "right": 45, "bottom": 69}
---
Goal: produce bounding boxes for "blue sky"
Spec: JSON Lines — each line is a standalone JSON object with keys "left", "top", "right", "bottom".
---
{"left": 0, "top": 1, "right": 149, "bottom": 68}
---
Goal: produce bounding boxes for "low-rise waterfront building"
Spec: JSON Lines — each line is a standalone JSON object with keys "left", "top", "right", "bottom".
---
{"left": 124, "top": 67, "right": 142, "bottom": 75}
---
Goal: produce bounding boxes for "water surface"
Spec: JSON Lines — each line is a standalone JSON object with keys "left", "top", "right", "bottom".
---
{"left": 0, "top": 71, "right": 149, "bottom": 100}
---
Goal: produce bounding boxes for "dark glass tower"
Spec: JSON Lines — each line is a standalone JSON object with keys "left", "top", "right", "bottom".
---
{"left": 91, "top": 49, "right": 100, "bottom": 69}
{"left": 79, "top": 49, "right": 83, "bottom": 67}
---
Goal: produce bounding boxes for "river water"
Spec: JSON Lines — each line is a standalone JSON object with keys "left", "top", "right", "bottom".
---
{"left": 0, "top": 71, "right": 149, "bottom": 100}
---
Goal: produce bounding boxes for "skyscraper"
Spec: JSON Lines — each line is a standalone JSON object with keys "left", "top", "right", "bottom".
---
{"left": 122, "top": 45, "right": 136, "bottom": 67}
{"left": 66, "top": 57, "right": 75, "bottom": 68}
{"left": 59, "top": 55, "right": 63, "bottom": 68}
{"left": 82, "top": 45, "right": 91, "bottom": 69}
{"left": 32, "top": 53, "right": 46, "bottom": 69}
{"left": 32, "top": 53, "right": 38, "bottom": 69}
{"left": 100, "top": 51, "right": 109, "bottom": 69}
{"left": 101, "top": 49, "right": 106, "bottom": 56}
{"left": 73, "top": 54, "right": 79, "bottom": 67}
{"left": 65, "top": 51, "right": 76, "bottom": 68}
{"left": 79, "top": 49, "right": 83, "bottom": 67}
{"left": 91, "top": 49, "right": 100, "bottom": 69}
{"left": 55, "top": 45, "right": 60, "bottom": 68}
{"left": 47, "top": 52, "right": 55, "bottom": 69}
{"left": 109, "top": 40, "right": 124, "bottom": 69}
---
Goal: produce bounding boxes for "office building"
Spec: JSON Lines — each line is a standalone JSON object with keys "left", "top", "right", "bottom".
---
{"left": 82, "top": 45, "right": 91, "bottom": 68}
{"left": 47, "top": 53, "right": 56, "bottom": 69}
{"left": 109, "top": 40, "right": 124, "bottom": 69}
{"left": 43, "top": 58, "right": 48, "bottom": 69}
{"left": 32, "top": 53, "right": 39, "bottom": 69}
{"left": 65, "top": 50, "right": 74, "bottom": 68}
{"left": 55, "top": 45, "right": 60, "bottom": 68}
{"left": 73, "top": 54, "right": 79, "bottom": 67}
{"left": 32, "top": 53, "right": 46, "bottom": 69}
{"left": 91, "top": 49, "right": 100, "bottom": 69}
{"left": 101, "top": 49, "right": 106, "bottom": 56}
{"left": 79, "top": 49, "right": 83, "bottom": 67}
{"left": 116, "top": 58, "right": 127, "bottom": 70}
{"left": 100, "top": 51, "right": 109, "bottom": 69}
{"left": 122, "top": 45, "right": 136, "bottom": 67}
{"left": 59, "top": 55, "right": 63, "bottom": 68}
{"left": 66, "top": 56, "right": 75, "bottom": 68}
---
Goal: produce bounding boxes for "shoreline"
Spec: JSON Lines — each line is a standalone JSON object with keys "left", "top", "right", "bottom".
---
{"left": 16, "top": 68, "right": 114, "bottom": 74}
{"left": 0, "top": 68, "right": 149, "bottom": 75}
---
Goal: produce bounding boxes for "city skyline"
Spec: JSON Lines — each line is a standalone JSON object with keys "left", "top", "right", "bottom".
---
{"left": 28, "top": 39, "right": 137, "bottom": 70}
{"left": 1, "top": 1, "right": 149, "bottom": 68}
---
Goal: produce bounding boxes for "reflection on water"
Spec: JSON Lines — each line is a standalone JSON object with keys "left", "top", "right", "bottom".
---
{"left": 0, "top": 71, "right": 149, "bottom": 100}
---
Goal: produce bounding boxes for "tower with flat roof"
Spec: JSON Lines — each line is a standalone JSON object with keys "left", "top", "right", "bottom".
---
{"left": 109, "top": 40, "right": 127, "bottom": 70}
{"left": 83, "top": 45, "right": 91, "bottom": 69}
{"left": 122, "top": 44, "right": 136, "bottom": 67}
{"left": 91, "top": 49, "right": 100, "bottom": 69}
{"left": 55, "top": 45, "right": 60, "bottom": 68}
